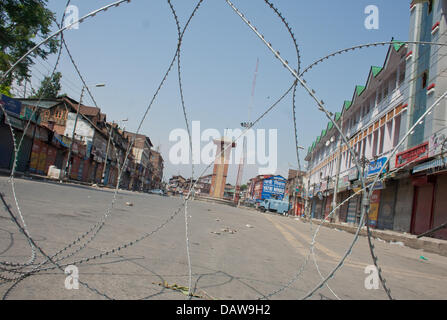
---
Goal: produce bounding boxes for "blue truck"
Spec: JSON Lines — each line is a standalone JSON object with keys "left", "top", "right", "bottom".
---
{"left": 258, "top": 198, "right": 290, "bottom": 215}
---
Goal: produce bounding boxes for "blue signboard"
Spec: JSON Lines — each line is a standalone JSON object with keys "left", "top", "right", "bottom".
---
{"left": 367, "top": 157, "right": 388, "bottom": 176}
{"left": 261, "top": 176, "right": 286, "bottom": 200}
{"left": 1, "top": 94, "right": 22, "bottom": 116}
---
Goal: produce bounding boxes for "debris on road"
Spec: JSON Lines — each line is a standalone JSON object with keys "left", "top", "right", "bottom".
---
{"left": 221, "top": 227, "right": 237, "bottom": 234}
{"left": 211, "top": 227, "right": 237, "bottom": 235}
{"left": 154, "top": 281, "right": 202, "bottom": 298}
{"left": 420, "top": 255, "right": 429, "bottom": 261}
{"left": 125, "top": 202, "right": 133, "bottom": 207}
{"left": 246, "top": 224, "right": 253, "bottom": 228}
{"left": 390, "top": 241, "right": 404, "bottom": 247}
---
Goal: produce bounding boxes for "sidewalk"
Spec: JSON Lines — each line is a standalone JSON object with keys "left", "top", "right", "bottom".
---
{"left": 293, "top": 216, "right": 447, "bottom": 257}
{"left": 0, "top": 168, "right": 113, "bottom": 190}
{"left": 228, "top": 201, "right": 447, "bottom": 257}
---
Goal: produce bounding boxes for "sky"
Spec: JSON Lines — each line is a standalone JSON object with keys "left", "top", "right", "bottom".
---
{"left": 23, "top": 0, "right": 411, "bottom": 184}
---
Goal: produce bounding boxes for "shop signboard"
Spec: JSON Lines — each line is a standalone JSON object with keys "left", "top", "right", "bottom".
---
{"left": 395, "top": 142, "right": 429, "bottom": 168}
{"left": 338, "top": 175, "right": 350, "bottom": 189}
{"left": 368, "top": 190, "right": 381, "bottom": 227}
{"left": 348, "top": 167, "right": 359, "bottom": 181}
{"left": 1, "top": 94, "right": 22, "bottom": 116}
{"left": 368, "top": 180, "right": 386, "bottom": 190}
{"left": 429, "top": 130, "right": 447, "bottom": 157}
{"left": 261, "top": 175, "right": 286, "bottom": 200}
{"left": 367, "top": 157, "right": 388, "bottom": 176}
{"left": 413, "top": 156, "right": 447, "bottom": 174}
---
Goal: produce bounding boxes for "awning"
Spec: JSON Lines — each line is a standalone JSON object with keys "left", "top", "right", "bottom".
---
{"left": 53, "top": 134, "right": 69, "bottom": 148}
{"left": 413, "top": 157, "right": 447, "bottom": 173}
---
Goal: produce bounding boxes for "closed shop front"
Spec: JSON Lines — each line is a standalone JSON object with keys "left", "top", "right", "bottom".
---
{"left": 338, "top": 190, "right": 350, "bottom": 223}
{"left": 432, "top": 174, "right": 447, "bottom": 240}
{"left": 324, "top": 194, "right": 333, "bottom": 219}
{"left": 37, "top": 143, "right": 47, "bottom": 175}
{"left": 0, "top": 124, "right": 14, "bottom": 170}
{"left": 45, "top": 145, "right": 58, "bottom": 175}
{"left": 411, "top": 176, "right": 435, "bottom": 235}
{"left": 377, "top": 180, "right": 397, "bottom": 230}
{"left": 29, "top": 140, "right": 41, "bottom": 173}
{"left": 347, "top": 194, "right": 359, "bottom": 224}
{"left": 14, "top": 132, "right": 32, "bottom": 173}
{"left": 313, "top": 198, "right": 323, "bottom": 219}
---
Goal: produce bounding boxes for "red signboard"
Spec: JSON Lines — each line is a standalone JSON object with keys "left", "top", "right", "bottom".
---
{"left": 395, "top": 142, "right": 428, "bottom": 168}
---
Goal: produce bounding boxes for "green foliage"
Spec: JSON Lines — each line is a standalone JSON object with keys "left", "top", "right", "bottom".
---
{"left": 0, "top": 0, "right": 58, "bottom": 87}
{"left": 0, "top": 83, "right": 12, "bottom": 96}
{"left": 30, "top": 71, "right": 61, "bottom": 98}
{"left": 240, "top": 184, "right": 248, "bottom": 191}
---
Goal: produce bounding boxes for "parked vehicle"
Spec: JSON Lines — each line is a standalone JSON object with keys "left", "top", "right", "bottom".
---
{"left": 150, "top": 189, "right": 167, "bottom": 196}
{"left": 258, "top": 198, "right": 290, "bottom": 215}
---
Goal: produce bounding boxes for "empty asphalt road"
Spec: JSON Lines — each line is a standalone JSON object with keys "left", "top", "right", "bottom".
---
{"left": 1, "top": 176, "right": 446, "bottom": 300}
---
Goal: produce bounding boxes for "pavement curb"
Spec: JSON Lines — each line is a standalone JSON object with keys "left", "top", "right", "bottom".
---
{"left": 294, "top": 216, "right": 447, "bottom": 257}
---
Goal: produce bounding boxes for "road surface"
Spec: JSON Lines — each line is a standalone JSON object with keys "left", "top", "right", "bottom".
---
{"left": 0, "top": 176, "right": 446, "bottom": 300}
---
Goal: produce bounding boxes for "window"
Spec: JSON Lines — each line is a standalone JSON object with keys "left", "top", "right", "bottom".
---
{"left": 428, "top": 0, "right": 433, "bottom": 14}
{"left": 361, "top": 138, "right": 366, "bottom": 157}
{"left": 378, "top": 126, "right": 385, "bottom": 155}
{"left": 422, "top": 71, "right": 428, "bottom": 89}
{"left": 399, "top": 64, "right": 406, "bottom": 85}
{"left": 389, "top": 72, "right": 396, "bottom": 91}
{"left": 372, "top": 130, "right": 379, "bottom": 157}
{"left": 383, "top": 82, "right": 389, "bottom": 99}
{"left": 393, "top": 114, "right": 401, "bottom": 148}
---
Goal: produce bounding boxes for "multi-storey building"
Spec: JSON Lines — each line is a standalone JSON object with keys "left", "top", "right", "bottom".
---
{"left": 304, "top": 0, "right": 447, "bottom": 240}
{"left": 394, "top": 0, "right": 447, "bottom": 240}
{"left": 306, "top": 40, "right": 407, "bottom": 226}
{"left": 286, "top": 169, "right": 307, "bottom": 216}
{"left": 149, "top": 149, "right": 164, "bottom": 189}
{"left": 123, "top": 131, "right": 153, "bottom": 191}
{"left": 196, "top": 174, "right": 212, "bottom": 195}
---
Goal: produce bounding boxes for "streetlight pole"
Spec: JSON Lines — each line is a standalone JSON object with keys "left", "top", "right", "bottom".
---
{"left": 305, "top": 151, "right": 314, "bottom": 219}
{"left": 101, "top": 121, "right": 113, "bottom": 186}
{"left": 63, "top": 83, "right": 105, "bottom": 181}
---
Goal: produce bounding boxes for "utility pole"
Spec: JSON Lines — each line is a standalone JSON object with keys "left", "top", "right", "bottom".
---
{"left": 292, "top": 146, "right": 305, "bottom": 216}
{"left": 25, "top": 106, "right": 40, "bottom": 175}
{"left": 332, "top": 113, "right": 343, "bottom": 222}
{"left": 304, "top": 149, "right": 314, "bottom": 219}
{"left": 101, "top": 121, "right": 113, "bottom": 186}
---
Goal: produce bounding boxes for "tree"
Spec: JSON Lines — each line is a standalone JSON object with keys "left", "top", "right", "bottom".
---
{"left": 0, "top": 0, "right": 58, "bottom": 95}
{"left": 30, "top": 71, "right": 62, "bottom": 98}
{"left": 240, "top": 184, "right": 248, "bottom": 191}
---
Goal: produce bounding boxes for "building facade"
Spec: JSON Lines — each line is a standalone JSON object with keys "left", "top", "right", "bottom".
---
{"left": 305, "top": 0, "right": 447, "bottom": 240}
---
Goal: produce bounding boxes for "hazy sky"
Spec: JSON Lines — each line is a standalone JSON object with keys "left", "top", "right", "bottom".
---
{"left": 26, "top": 0, "right": 411, "bottom": 184}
